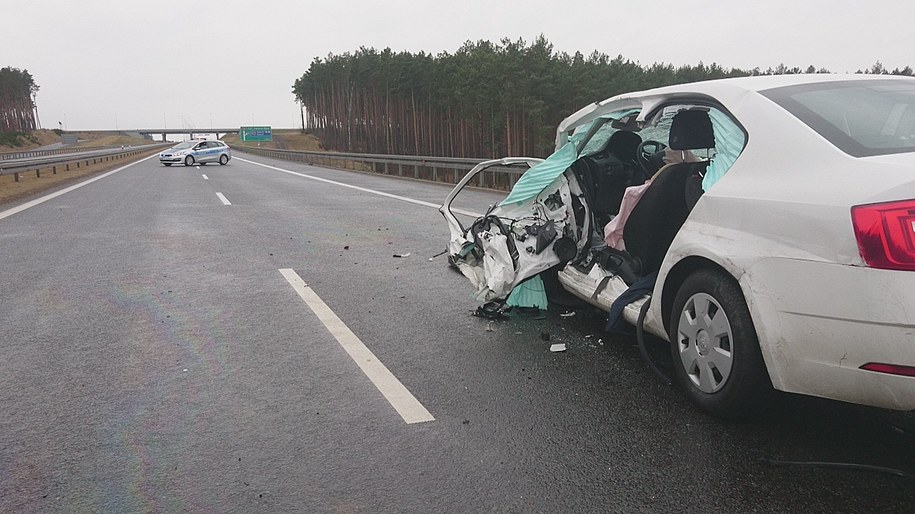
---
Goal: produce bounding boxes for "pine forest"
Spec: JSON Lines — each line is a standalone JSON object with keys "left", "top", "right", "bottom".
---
{"left": 292, "top": 36, "right": 913, "bottom": 158}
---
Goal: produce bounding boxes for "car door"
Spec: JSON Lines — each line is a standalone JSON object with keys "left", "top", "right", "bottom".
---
{"left": 189, "top": 141, "right": 205, "bottom": 162}
{"left": 201, "top": 141, "right": 216, "bottom": 162}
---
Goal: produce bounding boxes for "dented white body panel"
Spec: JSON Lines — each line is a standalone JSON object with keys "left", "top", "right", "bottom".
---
{"left": 442, "top": 74, "right": 915, "bottom": 412}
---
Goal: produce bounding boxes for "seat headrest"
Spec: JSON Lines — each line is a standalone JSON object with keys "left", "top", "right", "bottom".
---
{"left": 606, "top": 131, "right": 642, "bottom": 162}
{"left": 668, "top": 109, "right": 715, "bottom": 150}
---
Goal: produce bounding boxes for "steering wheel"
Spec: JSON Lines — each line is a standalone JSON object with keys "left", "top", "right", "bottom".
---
{"left": 637, "top": 140, "right": 667, "bottom": 175}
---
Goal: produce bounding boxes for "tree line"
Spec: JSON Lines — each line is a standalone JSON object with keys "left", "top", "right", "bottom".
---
{"left": 0, "top": 67, "right": 40, "bottom": 132}
{"left": 292, "top": 36, "right": 913, "bottom": 158}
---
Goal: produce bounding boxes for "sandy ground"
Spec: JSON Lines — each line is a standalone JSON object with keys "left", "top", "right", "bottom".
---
{"left": 0, "top": 129, "right": 62, "bottom": 151}
{"left": 0, "top": 148, "right": 161, "bottom": 205}
{"left": 221, "top": 130, "right": 322, "bottom": 151}
{"left": 72, "top": 134, "right": 155, "bottom": 148}
{"left": 1, "top": 130, "right": 154, "bottom": 153}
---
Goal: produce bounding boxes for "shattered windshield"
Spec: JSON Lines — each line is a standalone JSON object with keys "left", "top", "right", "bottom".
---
{"left": 576, "top": 109, "right": 642, "bottom": 156}
{"left": 579, "top": 120, "right": 618, "bottom": 155}
{"left": 641, "top": 105, "right": 694, "bottom": 144}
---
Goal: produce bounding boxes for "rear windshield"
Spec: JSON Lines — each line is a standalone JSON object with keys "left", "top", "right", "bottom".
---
{"left": 761, "top": 79, "right": 915, "bottom": 157}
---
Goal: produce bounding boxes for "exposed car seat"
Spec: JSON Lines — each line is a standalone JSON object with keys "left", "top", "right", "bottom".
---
{"left": 606, "top": 130, "right": 642, "bottom": 164}
{"left": 583, "top": 130, "right": 645, "bottom": 226}
{"left": 622, "top": 109, "right": 714, "bottom": 275}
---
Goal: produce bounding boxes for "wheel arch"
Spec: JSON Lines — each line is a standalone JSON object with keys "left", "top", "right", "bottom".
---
{"left": 660, "top": 255, "right": 738, "bottom": 339}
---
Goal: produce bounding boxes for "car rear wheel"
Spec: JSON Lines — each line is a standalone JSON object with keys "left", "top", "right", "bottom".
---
{"left": 669, "top": 268, "right": 771, "bottom": 418}
{"left": 163, "top": 163, "right": 172, "bottom": 167}
{"left": 184, "top": 155, "right": 194, "bottom": 167}
{"left": 219, "top": 154, "right": 229, "bottom": 165}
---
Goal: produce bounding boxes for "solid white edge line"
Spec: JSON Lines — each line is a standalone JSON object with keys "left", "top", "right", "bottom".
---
{"left": 202, "top": 174, "right": 209, "bottom": 180}
{"left": 235, "top": 156, "right": 482, "bottom": 218}
{"left": 0, "top": 154, "right": 158, "bottom": 222}
{"left": 215, "top": 192, "right": 231, "bottom": 205}
{"left": 279, "top": 268, "right": 435, "bottom": 425}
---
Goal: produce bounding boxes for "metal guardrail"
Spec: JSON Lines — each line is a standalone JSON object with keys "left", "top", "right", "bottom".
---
{"left": 230, "top": 146, "right": 534, "bottom": 191}
{"left": 0, "top": 144, "right": 169, "bottom": 182}
{"left": 0, "top": 144, "right": 151, "bottom": 161}
{"left": 1, "top": 144, "right": 166, "bottom": 167}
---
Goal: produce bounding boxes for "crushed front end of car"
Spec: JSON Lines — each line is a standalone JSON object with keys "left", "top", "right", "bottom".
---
{"left": 440, "top": 150, "right": 590, "bottom": 306}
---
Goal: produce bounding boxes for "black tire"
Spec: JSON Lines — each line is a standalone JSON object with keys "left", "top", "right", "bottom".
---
{"left": 184, "top": 155, "right": 194, "bottom": 167}
{"left": 163, "top": 163, "right": 172, "bottom": 167}
{"left": 668, "top": 268, "right": 771, "bottom": 418}
{"left": 219, "top": 154, "right": 229, "bottom": 165}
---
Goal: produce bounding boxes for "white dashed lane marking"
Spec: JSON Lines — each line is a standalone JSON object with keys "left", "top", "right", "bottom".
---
{"left": 279, "top": 268, "right": 435, "bottom": 425}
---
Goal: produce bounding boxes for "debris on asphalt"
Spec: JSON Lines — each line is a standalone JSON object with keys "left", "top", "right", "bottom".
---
{"left": 485, "top": 322, "right": 495, "bottom": 332}
{"left": 393, "top": 252, "right": 411, "bottom": 258}
{"left": 560, "top": 311, "right": 576, "bottom": 318}
{"left": 585, "top": 334, "right": 593, "bottom": 339}
{"left": 474, "top": 301, "right": 507, "bottom": 320}
{"left": 428, "top": 249, "right": 448, "bottom": 261}
{"left": 550, "top": 343, "right": 567, "bottom": 352}
{"left": 344, "top": 245, "right": 349, "bottom": 250}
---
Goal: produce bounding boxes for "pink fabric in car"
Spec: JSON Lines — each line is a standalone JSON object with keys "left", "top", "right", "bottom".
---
{"left": 603, "top": 180, "right": 652, "bottom": 251}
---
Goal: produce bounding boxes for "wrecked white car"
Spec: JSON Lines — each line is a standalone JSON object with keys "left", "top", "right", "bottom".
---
{"left": 441, "top": 74, "right": 915, "bottom": 418}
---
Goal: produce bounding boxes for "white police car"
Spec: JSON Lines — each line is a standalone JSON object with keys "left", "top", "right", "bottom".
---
{"left": 159, "top": 140, "right": 231, "bottom": 167}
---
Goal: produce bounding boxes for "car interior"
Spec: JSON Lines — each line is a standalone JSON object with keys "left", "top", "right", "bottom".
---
{"left": 624, "top": 109, "right": 714, "bottom": 274}
{"left": 566, "top": 108, "right": 716, "bottom": 284}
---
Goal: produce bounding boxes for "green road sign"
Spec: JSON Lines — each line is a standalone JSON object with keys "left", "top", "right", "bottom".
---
{"left": 240, "top": 126, "right": 272, "bottom": 142}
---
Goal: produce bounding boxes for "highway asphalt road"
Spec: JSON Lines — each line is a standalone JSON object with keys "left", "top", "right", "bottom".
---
{"left": 1, "top": 152, "right": 913, "bottom": 512}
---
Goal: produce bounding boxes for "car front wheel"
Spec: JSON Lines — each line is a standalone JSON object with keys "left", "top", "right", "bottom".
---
{"left": 219, "top": 154, "right": 229, "bottom": 165}
{"left": 184, "top": 155, "right": 194, "bottom": 167}
{"left": 669, "top": 268, "right": 771, "bottom": 418}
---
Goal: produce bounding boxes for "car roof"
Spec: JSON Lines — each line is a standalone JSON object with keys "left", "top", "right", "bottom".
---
{"left": 556, "top": 74, "right": 915, "bottom": 147}
{"left": 636, "top": 73, "right": 913, "bottom": 96}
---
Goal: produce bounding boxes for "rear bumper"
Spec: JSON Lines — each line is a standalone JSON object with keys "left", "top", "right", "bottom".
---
{"left": 743, "top": 258, "right": 915, "bottom": 411}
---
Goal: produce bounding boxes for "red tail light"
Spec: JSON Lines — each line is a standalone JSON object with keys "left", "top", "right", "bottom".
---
{"left": 860, "top": 362, "right": 915, "bottom": 378}
{"left": 851, "top": 200, "right": 915, "bottom": 271}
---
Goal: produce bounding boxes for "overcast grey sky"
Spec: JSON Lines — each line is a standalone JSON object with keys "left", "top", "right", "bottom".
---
{"left": 6, "top": 0, "right": 913, "bottom": 131}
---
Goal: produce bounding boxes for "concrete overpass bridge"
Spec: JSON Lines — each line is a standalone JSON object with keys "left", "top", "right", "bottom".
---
{"left": 135, "top": 128, "right": 240, "bottom": 141}
{"left": 74, "top": 128, "right": 241, "bottom": 142}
